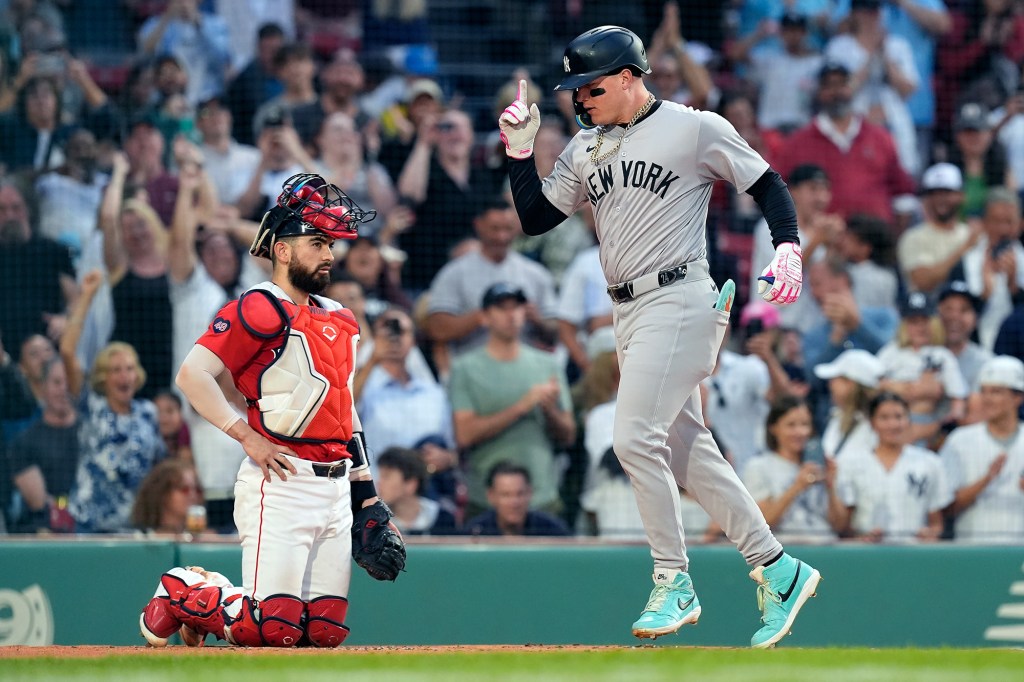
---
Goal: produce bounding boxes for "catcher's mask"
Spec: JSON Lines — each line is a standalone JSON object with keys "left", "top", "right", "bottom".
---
{"left": 249, "top": 173, "right": 376, "bottom": 259}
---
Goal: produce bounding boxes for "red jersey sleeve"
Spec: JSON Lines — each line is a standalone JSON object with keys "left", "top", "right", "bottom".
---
{"left": 197, "top": 291, "right": 288, "bottom": 376}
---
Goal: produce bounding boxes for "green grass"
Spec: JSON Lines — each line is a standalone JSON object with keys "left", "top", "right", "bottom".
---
{"left": 1, "top": 648, "right": 1022, "bottom": 682}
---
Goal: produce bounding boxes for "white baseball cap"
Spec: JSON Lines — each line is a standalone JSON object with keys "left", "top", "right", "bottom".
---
{"left": 977, "top": 355, "right": 1024, "bottom": 392}
{"left": 813, "top": 349, "right": 885, "bottom": 388}
{"left": 920, "top": 163, "right": 963, "bottom": 192}
{"left": 586, "top": 326, "right": 617, "bottom": 360}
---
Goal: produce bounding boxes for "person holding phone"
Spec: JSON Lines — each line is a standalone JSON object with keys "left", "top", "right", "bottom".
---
{"left": 959, "top": 187, "right": 1024, "bottom": 350}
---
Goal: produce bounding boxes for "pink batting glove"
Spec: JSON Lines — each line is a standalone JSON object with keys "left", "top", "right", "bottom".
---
{"left": 498, "top": 79, "right": 541, "bottom": 160}
{"left": 757, "top": 242, "right": 803, "bottom": 306}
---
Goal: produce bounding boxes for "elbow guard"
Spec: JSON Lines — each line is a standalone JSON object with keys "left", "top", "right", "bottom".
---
{"left": 348, "top": 431, "right": 368, "bottom": 474}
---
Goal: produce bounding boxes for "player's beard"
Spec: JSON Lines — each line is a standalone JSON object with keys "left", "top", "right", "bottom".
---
{"left": 287, "top": 259, "right": 330, "bottom": 295}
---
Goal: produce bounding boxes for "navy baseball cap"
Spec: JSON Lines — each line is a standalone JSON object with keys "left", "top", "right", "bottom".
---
{"left": 788, "top": 164, "right": 829, "bottom": 187}
{"left": 481, "top": 282, "right": 527, "bottom": 308}
{"left": 780, "top": 12, "right": 808, "bottom": 29}
{"left": 938, "top": 279, "right": 981, "bottom": 312}
{"left": 900, "top": 291, "right": 934, "bottom": 318}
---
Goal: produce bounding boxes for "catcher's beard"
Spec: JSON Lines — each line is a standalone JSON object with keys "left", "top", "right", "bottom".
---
{"left": 287, "top": 258, "right": 330, "bottom": 295}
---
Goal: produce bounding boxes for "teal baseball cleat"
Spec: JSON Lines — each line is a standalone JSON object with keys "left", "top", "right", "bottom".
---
{"left": 631, "top": 569, "right": 702, "bottom": 639}
{"left": 749, "top": 553, "right": 822, "bottom": 649}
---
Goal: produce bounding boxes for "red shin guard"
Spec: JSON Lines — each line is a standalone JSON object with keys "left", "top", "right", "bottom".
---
{"left": 305, "top": 596, "right": 350, "bottom": 648}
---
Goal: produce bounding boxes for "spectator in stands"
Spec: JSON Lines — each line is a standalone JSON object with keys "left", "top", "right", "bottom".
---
{"left": 360, "top": 0, "right": 430, "bottom": 51}
{"left": 252, "top": 43, "right": 318, "bottom": 141}
{"left": 803, "top": 256, "right": 899, "bottom": 384}
{"left": 752, "top": 164, "right": 844, "bottom": 334}
{"left": 315, "top": 111, "right": 397, "bottom": 233}
{"left": 6, "top": 357, "right": 77, "bottom": 533}
{"left": 214, "top": 0, "right": 295, "bottom": 78}
{"left": 99, "top": 152, "right": 172, "bottom": 399}
{"left": 130, "top": 458, "right": 203, "bottom": 536}
{"left": 464, "top": 461, "right": 571, "bottom": 537}
{"left": 704, "top": 306, "right": 772, "bottom": 472}
{"left": 449, "top": 283, "right": 575, "bottom": 518}
{"left": 962, "top": 187, "right": 1024, "bottom": 350}
{"left": 354, "top": 308, "right": 452, "bottom": 459}
{"left": 376, "top": 447, "right": 457, "bottom": 536}
{"left": 743, "top": 300, "right": 810, "bottom": 401}
{"left": 121, "top": 112, "right": 181, "bottom": 225}
{"left": 897, "top": 163, "right": 977, "bottom": 297}
{"left": 813, "top": 349, "right": 883, "bottom": 460}
{"left": 645, "top": 1, "right": 713, "bottom": 109}
{"left": 556, "top": 225, "right": 609, "bottom": 377}
{"left": 878, "top": 292, "right": 969, "bottom": 448}
{"left": 940, "top": 355, "right": 1024, "bottom": 543}
{"left": 225, "top": 22, "right": 285, "bottom": 146}
{"left": 376, "top": 76, "right": 442, "bottom": 183}
{"left": 840, "top": 213, "right": 899, "bottom": 312}
{"left": 234, "top": 111, "right": 312, "bottom": 220}
{"left": 825, "top": 0, "right": 921, "bottom": 175}
{"left": 15, "top": 334, "right": 56, "bottom": 410}
{"left": 0, "top": 75, "right": 71, "bottom": 173}
{"left": 742, "top": 396, "right": 840, "bottom": 543}
{"left": 832, "top": 391, "right": 952, "bottom": 542}
{"left": 290, "top": 47, "right": 369, "bottom": 152}
{"left": 62, "top": 272, "right": 166, "bottom": 533}
{"left": 412, "top": 433, "right": 467, "bottom": 523}
{"left": 397, "top": 109, "right": 503, "bottom": 292}
{"left": 949, "top": 102, "right": 1015, "bottom": 218}
{"left": 195, "top": 95, "right": 260, "bottom": 206}
{"left": 426, "top": 198, "right": 559, "bottom": 367}
{"left": 992, "top": 87, "right": 1024, "bottom": 207}
{"left": 937, "top": 280, "right": 991, "bottom": 390}
{"left": 774, "top": 62, "right": 915, "bottom": 224}
{"left": 337, "top": 236, "right": 410, "bottom": 321}
{"left": 509, "top": 123, "right": 594, "bottom": 286}
{"left": 153, "top": 390, "right": 192, "bottom": 464}
{"left": 138, "top": 0, "right": 231, "bottom": 107}
{"left": 34, "top": 127, "right": 107, "bottom": 266}
{"left": 936, "top": 0, "right": 1024, "bottom": 145}
{"left": 994, "top": 299, "right": 1024, "bottom": 360}
{"left": 166, "top": 160, "right": 259, "bottom": 533}
{"left": 0, "top": 180, "right": 76, "bottom": 360}
{"left": 736, "top": 12, "right": 824, "bottom": 134}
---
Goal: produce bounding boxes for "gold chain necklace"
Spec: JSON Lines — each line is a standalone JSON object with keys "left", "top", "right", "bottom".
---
{"left": 589, "top": 94, "right": 656, "bottom": 166}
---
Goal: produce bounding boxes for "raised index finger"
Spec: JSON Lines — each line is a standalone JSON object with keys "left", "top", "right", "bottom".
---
{"left": 517, "top": 79, "right": 528, "bottom": 104}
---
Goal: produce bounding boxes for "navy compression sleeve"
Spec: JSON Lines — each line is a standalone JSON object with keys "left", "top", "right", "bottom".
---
{"left": 747, "top": 169, "right": 800, "bottom": 248}
{"left": 508, "top": 157, "right": 570, "bottom": 236}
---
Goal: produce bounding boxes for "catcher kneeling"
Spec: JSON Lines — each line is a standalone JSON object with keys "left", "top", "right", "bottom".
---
{"left": 140, "top": 174, "right": 406, "bottom": 648}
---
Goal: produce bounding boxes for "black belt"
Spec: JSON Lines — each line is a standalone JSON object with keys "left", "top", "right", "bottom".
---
{"left": 311, "top": 460, "right": 350, "bottom": 479}
{"left": 607, "top": 264, "right": 688, "bottom": 303}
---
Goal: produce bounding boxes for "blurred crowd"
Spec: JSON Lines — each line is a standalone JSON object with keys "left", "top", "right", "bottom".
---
{"left": 0, "top": 0, "right": 1023, "bottom": 544}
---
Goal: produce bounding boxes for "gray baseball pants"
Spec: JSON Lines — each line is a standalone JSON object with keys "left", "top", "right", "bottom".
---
{"left": 610, "top": 260, "right": 783, "bottom": 572}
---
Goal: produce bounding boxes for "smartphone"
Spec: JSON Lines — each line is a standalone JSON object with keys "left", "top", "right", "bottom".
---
{"left": 745, "top": 318, "right": 765, "bottom": 337}
{"left": 383, "top": 318, "right": 403, "bottom": 337}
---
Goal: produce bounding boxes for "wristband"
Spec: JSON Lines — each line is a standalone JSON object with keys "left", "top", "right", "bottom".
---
{"left": 351, "top": 479, "right": 378, "bottom": 513}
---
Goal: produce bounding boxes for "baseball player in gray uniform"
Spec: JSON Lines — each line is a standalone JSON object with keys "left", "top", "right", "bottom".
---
{"left": 499, "top": 26, "right": 820, "bottom": 648}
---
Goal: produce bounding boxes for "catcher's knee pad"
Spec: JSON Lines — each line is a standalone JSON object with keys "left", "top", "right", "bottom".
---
{"left": 258, "top": 594, "right": 306, "bottom": 647}
{"left": 158, "top": 571, "right": 227, "bottom": 640}
{"left": 223, "top": 595, "right": 262, "bottom": 647}
{"left": 305, "top": 596, "right": 350, "bottom": 648}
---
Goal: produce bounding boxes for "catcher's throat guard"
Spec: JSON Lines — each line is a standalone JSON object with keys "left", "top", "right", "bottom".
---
{"left": 250, "top": 173, "right": 377, "bottom": 258}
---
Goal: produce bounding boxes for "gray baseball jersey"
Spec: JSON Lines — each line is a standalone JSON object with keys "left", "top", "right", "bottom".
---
{"left": 536, "top": 101, "right": 782, "bottom": 573}
{"left": 541, "top": 102, "right": 769, "bottom": 285}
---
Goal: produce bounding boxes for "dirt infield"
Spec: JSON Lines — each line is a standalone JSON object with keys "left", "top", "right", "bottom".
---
{"left": 0, "top": 644, "right": 642, "bottom": 659}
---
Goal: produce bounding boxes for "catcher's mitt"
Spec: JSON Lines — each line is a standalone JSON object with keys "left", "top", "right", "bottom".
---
{"left": 351, "top": 500, "right": 406, "bottom": 581}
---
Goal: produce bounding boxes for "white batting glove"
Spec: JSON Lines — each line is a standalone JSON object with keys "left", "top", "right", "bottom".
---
{"left": 498, "top": 79, "right": 540, "bottom": 160}
{"left": 757, "top": 242, "right": 803, "bottom": 306}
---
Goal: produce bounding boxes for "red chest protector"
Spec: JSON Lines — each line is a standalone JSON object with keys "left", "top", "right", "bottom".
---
{"left": 238, "top": 289, "right": 359, "bottom": 459}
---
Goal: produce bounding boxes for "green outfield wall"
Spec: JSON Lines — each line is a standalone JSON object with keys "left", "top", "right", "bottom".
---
{"left": 0, "top": 541, "right": 1021, "bottom": 648}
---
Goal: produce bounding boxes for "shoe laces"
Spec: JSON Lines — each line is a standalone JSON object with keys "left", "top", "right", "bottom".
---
{"left": 756, "top": 580, "right": 782, "bottom": 624}
{"left": 643, "top": 584, "right": 673, "bottom": 613}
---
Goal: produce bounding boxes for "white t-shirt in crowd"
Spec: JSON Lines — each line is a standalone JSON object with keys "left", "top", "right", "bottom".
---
{"left": 742, "top": 452, "right": 836, "bottom": 543}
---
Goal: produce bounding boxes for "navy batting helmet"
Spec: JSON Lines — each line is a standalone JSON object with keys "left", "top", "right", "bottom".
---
{"left": 554, "top": 26, "right": 651, "bottom": 91}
